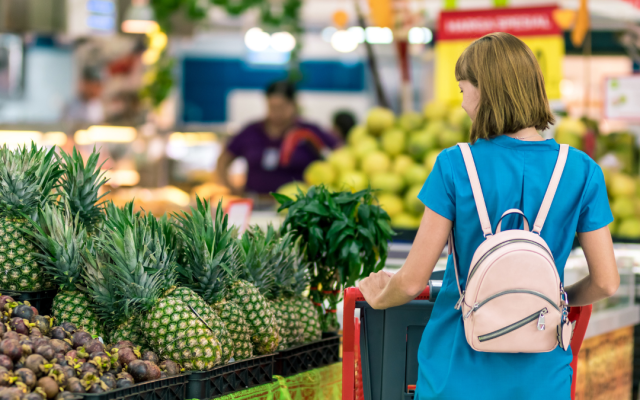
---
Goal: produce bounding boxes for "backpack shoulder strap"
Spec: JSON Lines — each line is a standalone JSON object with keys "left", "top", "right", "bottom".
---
{"left": 532, "top": 144, "right": 569, "bottom": 234}
{"left": 457, "top": 143, "right": 493, "bottom": 238}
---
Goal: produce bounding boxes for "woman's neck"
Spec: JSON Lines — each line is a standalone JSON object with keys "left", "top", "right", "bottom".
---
{"left": 264, "top": 119, "right": 295, "bottom": 140}
{"left": 504, "top": 127, "right": 544, "bottom": 141}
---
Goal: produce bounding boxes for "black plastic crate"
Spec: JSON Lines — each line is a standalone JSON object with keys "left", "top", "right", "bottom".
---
{"left": 80, "top": 373, "right": 190, "bottom": 400}
{"left": 186, "top": 354, "right": 275, "bottom": 400}
{"left": 274, "top": 335, "right": 341, "bottom": 377}
{"left": 2, "top": 289, "right": 58, "bottom": 316}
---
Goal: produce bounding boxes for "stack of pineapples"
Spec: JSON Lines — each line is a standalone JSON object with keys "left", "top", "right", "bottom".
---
{"left": 10, "top": 142, "right": 324, "bottom": 372}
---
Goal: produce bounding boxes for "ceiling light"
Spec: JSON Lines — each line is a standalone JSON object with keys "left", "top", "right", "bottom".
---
{"left": 74, "top": 126, "right": 137, "bottom": 145}
{"left": 365, "top": 27, "right": 393, "bottom": 44}
{"left": 408, "top": 27, "right": 433, "bottom": 44}
{"left": 121, "top": 0, "right": 158, "bottom": 34}
{"left": 331, "top": 30, "right": 359, "bottom": 53}
{"left": 42, "top": 132, "right": 68, "bottom": 147}
{"left": 347, "top": 26, "right": 365, "bottom": 43}
{"left": 270, "top": 32, "right": 296, "bottom": 52}
{"left": 244, "top": 28, "right": 271, "bottom": 52}
{"left": 0, "top": 131, "right": 42, "bottom": 147}
{"left": 322, "top": 26, "right": 337, "bottom": 43}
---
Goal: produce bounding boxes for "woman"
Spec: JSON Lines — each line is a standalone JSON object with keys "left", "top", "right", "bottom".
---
{"left": 217, "top": 81, "right": 339, "bottom": 198}
{"left": 359, "top": 33, "right": 619, "bottom": 399}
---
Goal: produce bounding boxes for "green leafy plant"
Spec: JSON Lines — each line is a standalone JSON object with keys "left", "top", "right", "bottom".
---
{"left": 273, "top": 185, "right": 394, "bottom": 331}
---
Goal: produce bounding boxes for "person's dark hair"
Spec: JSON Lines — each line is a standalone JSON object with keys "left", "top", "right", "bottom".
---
{"left": 333, "top": 111, "right": 356, "bottom": 140}
{"left": 266, "top": 80, "right": 296, "bottom": 102}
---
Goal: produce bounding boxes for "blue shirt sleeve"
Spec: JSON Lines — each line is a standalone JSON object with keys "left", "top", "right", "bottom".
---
{"left": 418, "top": 151, "right": 456, "bottom": 221}
{"left": 577, "top": 166, "right": 613, "bottom": 233}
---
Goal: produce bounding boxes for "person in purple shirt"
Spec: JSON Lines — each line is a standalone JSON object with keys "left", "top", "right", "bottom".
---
{"left": 217, "top": 81, "right": 339, "bottom": 197}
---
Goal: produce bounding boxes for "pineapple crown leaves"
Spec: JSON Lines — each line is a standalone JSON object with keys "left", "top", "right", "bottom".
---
{"left": 104, "top": 200, "right": 139, "bottom": 234}
{"left": 58, "top": 147, "right": 110, "bottom": 234}
{"left": 0, "top": 143, "right": 64, "bottom": 219}
{"left": 237, "top": 224, "right": 281, "bottom": 296}
{"left": 20, "top": 203, "right": 87, "bottom": 291}
{"left": 273, "top": 184, "right": 395, "bottom": 289}
{"left": 268, "top": 233, "right": 307, "bottom": 300}
{"left": 173, "top": 197, "right": 235, "bottom": 304}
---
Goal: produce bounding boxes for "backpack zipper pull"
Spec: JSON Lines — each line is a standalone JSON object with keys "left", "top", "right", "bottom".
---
{"left": 464, "top": 303, "right": 479, "bottom": 320}
{"left": 537, "top": 308, "right": 548, "bottom": 331}
{"left": 455, "top": 292, "right": 465, "bottom": 310}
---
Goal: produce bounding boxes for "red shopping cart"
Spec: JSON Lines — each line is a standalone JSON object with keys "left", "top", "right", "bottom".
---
{"left": 342, "top": 276, "right": 592, "bottom": 400}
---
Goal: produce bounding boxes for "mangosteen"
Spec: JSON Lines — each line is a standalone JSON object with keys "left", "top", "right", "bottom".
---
{"left": 59, "top": 323, "right": 76, "bottom": 334}
{"left": 64, "top": 351, "right": 77, "bottom": 361}
{"left": 15, "top": 368, "right": 36, "bottom": 389}
{"left": 29, "top": 328, "right": 42, "bottom": 338}
{"left": 0, "top": 324, "right": 7, "bottom": 337}
{"left": 20, "top": 345, "right": 31, "bottom": 358}
{"left": 100, "top": 373, "right": 116, "bottom": 389}
{"left": 74, "top": 348, "right": 88, "bottom": 360}
{"left": 114, "top": 341, "right": 134, "bottom": 350}
{"left": 78, "top": 362, "right": 98, "bottom": 377}
{"left": 65, "top": 376, "right": 83, "bottom": 392}
{"left": 35, "top": 346, "right": 55, "bottom": 362}
{"left": 32, "top": 317, "right": 49, "bottom": 337}
{"left": 0, "top": 367, "right": 12, "bottom": 386}
{"left": 0, "top": 387, "right": 22, "bottom": 400}
{"left": 160, "top": 371, "right": 167, "bottom": 379}
{"left": 60, "top": 366, "right": 75, "bottom": 381}
{"left": 70, "top": 332, "right": 90, "bottom": 350}
{"left": 116, "top": 378, "right": 133, "bottom": 389}
{"left": 36, "top": 377, "right": 59, "bottom": 399}
{"left": 47, "top": 369, "right": 66, "bottom": 388}
{"left": 23, "top": 393, "right": 44, "bottom": 400}
{"left": 49, "top": 329, "right": 65, "bottom": 341}
{"left": 54, "top": 393, "right": 77, "bottom": 400}
{"left": 14, "top": 359, "right": 24, "bottom": 370}
{"left": 0, "top": 339, "right": 22, "bottom": 361}
{"left": 0, "top": 355, "right": 12, "bottom": 370}
{"left": 24, "top": 354, "right": 46, "bottom": 377}
{"left": 89, "top": 353, "right": 109, "bottom": 366}
{"left": 115, "top": 372, "right": 134, "bottom": 388}
{"left": 116, "top": 347, "right": 137, "bottom": 366}
{"left": 158, "top": 360, "right": 180, "bottom": 377}
{"left": 83, "top": 340, "right": 103, "bottom": 355}
{"left": 144, "top": 361, "right": 161, "bottom": 381}
{"left": 9, "top": 319, "right": 29, "bottom": 335}
{"left": 0, "top": 296, "right": 15, "bottom": 311}
{"left": 11, "top": 305, "right": 34, "bottom": 322}
{"left": 110, "top": 360, "right": 123, "bottom": 374}
{"left": 31, "top": 339, "right": 49, "bottom": 352}
{"left": 2, "top": 332, "right": 17, "bottom": 341}
{"left": 141, "top": 351, "right": 158, "bottom": 364}
{"left": 127, "top": 360, "right": 148, "bottom": 383}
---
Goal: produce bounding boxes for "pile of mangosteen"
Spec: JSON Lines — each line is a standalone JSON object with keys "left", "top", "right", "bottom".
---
{"left": 0, "top": 295, "right": 180, "bottom": 400}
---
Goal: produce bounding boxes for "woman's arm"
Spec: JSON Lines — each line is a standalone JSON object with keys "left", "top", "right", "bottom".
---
{"left": 216, "top": 149, "right": 239, "bottom": 193}
{"left": 564, "top": 226, "right": 619, "bottom": 306}
{"left": 359, "top": 207, "right": 452, "bottom": 310}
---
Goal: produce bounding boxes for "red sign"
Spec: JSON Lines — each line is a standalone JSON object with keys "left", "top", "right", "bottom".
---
{"left": 438, "top": 5, "right": 561, "bottom": 41}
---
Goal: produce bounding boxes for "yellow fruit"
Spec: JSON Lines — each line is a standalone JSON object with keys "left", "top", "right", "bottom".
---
{"left": 423, "top": 120, "right": 447, "bottom": 138}
{"left": 448, "top": 107, "right": 471, "bottom": 130}
{"left": 276, "top": 181, "right": 308, "bottom": 199}
{"left": 424, "top": 150, "right": 441, "bottom": 173}
{"left": 439, "top": 129, "right": 465, "bottom": 149}
{"left": 608, "top": 173, "right": 636, "bottom": 197}
{"left": 391, "top": 212, "right": 421, "bottom": 229}
{"left": 407, "top": 130, "right": 439, "bottom": 161}
{"left": 366, "top": 107, "right": 395, "bottom": 136}
{"left": 327, "top": 148, "right": 356, "bottom": 171}
{"left": 381, "top": 128, "right": 406, "bottom": 156}
{"left": 616, "top": 218, "right": 640, "bottom": 238}
{"left": 398, "top": 112, "right": 424, "bottom": 132}
{"left": 404, "top": 184, "right": 425, "bottom": 216}
{"left": 347, "top": 125, "right": 370, "bottom": 146}
{"left": 335, "top": 171, "right": 369, "bottom": 192}
{"left": 423, "top": 101, "right": 448, "bottom": 121}
{"left": 404, "top": 164, "right": 428, "bottom": 186}
{"left": 376, "top": 193, "right": 404, "bottom": 218}
{"left": 393, "top": 155, "right": 414, "bottom": 176}
{"left": 612, "top": 197, "right": 635, "bottom": 219}
{"left": 361, "top": 151, "right": 391, "bottom": 176}
{"left": 370, "top": 172, "right": 404, "bottom": 194}
{"left": 352, "top": 136, "right": 379, "bottom": 160}
{"left": 303, "top": 161, "right": 336, "bottom": 186}
{"left": 555, "top": 131, "right": 583, "bottom": 150}
{"left": 556, "top": 118, "right": 587, "bottom": 138}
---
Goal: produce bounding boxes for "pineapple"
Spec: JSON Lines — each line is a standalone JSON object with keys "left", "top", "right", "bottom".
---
{"left": 97, "top": 207, "right": 222, "bottom": 370}
{"left": 0, "top": 143, "right": 62, "bottom": 290}
{"left": 289, "top": 244, "right": 321, "bottom": 344}
{"left": 174, "top": 198, "right": 253, "bottom": 361}
{"left": 23, "top": 204, "right": 103, "bottom": 336}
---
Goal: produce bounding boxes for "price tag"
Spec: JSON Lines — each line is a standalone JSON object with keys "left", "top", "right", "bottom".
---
{"left": 225, "top": 199, "right": 253, "bottom": 234}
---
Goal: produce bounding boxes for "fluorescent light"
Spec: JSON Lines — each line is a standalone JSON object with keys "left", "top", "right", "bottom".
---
{"left": 408, "top": 27, "right": 433, "bottom": 44}
{"left": 121, "top": 19, "right": 159, "bottom": 34}
{"left": 331, "top": 30, "right": 359, "bottom": 53}
{"left": 365, "top": 27, "right": 393, "bottom": 44}
{"left": 244, "top": 28, "right": 270, "bottom": 52}
{"left": 270, "top": 32, "right": 296, "bottom": 52}
{"left": 0, "top": 131, "right": 42, "bottom": 147}
{"left": 74, "top": 126, "right": 137, "bottom": 145}
{"left": 322, "top": 27, "right": 337, "bottom": 43}
{"left": 104, "top": 169, "right": 140, "bottom": 187}
{"left": 347, "top": 26, "right": 365, "bottom": 43}
{"left": 42, "top": 132, "right": 68, "bottom": 147}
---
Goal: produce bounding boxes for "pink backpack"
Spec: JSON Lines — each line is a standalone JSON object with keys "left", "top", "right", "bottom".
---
{"left": 451, "top": 142, "right": 573, "bottom": 353}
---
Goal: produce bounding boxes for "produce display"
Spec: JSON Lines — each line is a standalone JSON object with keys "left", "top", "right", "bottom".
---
{"left": 0, "top": 142, "right": 328, "bottom": 395}
{"left": 284, "top": 102, "right": 471, "bottom": 230}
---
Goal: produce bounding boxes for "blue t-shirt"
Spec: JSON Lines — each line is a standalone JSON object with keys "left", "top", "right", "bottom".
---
{"left": 415, "top": 135, "right": 612, "bottom": 400}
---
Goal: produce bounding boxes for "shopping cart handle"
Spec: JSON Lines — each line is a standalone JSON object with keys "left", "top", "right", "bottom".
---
{"left": 429, "top": 280, "right": 442, "bottom": 301}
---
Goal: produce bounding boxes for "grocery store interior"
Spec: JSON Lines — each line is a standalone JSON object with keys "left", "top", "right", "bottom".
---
{"left": 2, "top": 0, "right": 640, "bottom": 399}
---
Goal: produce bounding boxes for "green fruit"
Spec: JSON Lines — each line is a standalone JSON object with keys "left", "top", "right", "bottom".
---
{"left": 404, "top": 164, "right": 429, "bottom": 186}
{"left": 423, "top": 101, "right": 448, "bottom": 121}
{"left": 424, "top": 150, "right": 441, "bottom": 172}
{"left": 335, "top": 171, "right": 369, "bottom": 192}
{"left": 347, "top": 125, "right": 370, "bottom": 146}
{"left": 407, "top": 130, "right": 438, "bottom": 161}
{"left": 439, "top": 129, "right": 465, "bottom": 149}
{"left": 616, "top": 218, "right": 640, "bottom": 238}
{"left": 353, "top": 137, "right": 379, "bottom": 160}
{"left": 398, "top": 112, "right": 424, "bottom": 132}
{"left": 404, "top": 185, "right": 425, "bottom": 216}
{"left": 276, "top": 182, "right": 308, "bottom": 199}
{"left": 361, "top": 151, "right": 391, "bottom": 176}
{"left": 391, "top": 212, "right": 421, "bottom": 229}
{"left": 612, "top": 197, "right": 635, "bottom": 219}
{"left": 608, "top": 173, "right": 636, "bottom": 197}
{"left": 393, "top": 155, "right": 414, "bottom": 176}
{"left": 366, "top": 107, "right": 395, "bottom": 136}
{"left": 448, "top": 107, "right": 471, "bottom": 131}
{"left": 370, "top": 173, "right": 404, "bottom": 194}
{"left": 556, "top": 118, "right": 587, "bottom": 137}
{"left": 328, "top": 148, "right": 357, "bottom": 171}
{"left": 303, "top": 161, "right": 336, "bottom": 186}
{"left": 376, "top": 193, "right": 404, "bottom": 218}
{"left": 381, "top": 128, "right": 406, "bottom": 156}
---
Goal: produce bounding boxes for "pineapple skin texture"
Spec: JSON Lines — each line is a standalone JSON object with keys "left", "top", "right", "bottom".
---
{"left": 52, "top": 291, "right": 104, "bottom": 337}
{"left": 228, "top": 280, "right": 281, "bottom": 354}
{"left": 296, "top": 296, "right": 322, "bottom": 344}
{"left": 214, "top": 301, "right": 253, "bottom": 361}
{"left": 143, "top": 296, "right": 222, "bottom": 371}
{"left": 272, "top": 297, "right": 304, "bottom": 351}
{"left": 0, "top": 218, "right": 50, "bottom": 291}
{"left": 111, "top": 316, "right": 149, "bottom": 348}
{"left": 165, "top": 287, "right": 234, "bottom": 364}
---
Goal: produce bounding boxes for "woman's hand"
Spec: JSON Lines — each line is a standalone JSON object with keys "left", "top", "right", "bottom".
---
{"left": 359, "top": 271, "right": 393, "bottom": 309}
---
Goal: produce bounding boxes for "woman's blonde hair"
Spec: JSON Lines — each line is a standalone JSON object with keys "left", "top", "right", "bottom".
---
{"left": 455, "top": 32, "right": 555, "bottom": 143}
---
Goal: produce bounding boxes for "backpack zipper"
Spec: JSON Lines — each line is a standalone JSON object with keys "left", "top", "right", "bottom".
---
{"left": 468, "top": 239, "right": 555, "bottom": 283}
{"left": 464, "top": 289, "right": 560, "bottom": 319}
{"left": 478, "top": 308, "right": 548, "bottom": 342}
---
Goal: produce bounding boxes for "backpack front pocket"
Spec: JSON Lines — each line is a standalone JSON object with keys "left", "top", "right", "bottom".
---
{"left": 478, "top": 308, "right": 547, "bottom": 342}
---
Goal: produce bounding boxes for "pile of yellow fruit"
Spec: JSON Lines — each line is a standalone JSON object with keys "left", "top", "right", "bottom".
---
{"left": 278, "top": 101, "right": 470, "bottom": 229}
{"left": 606, "top": 171, "right": 640, "bottom": 238}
